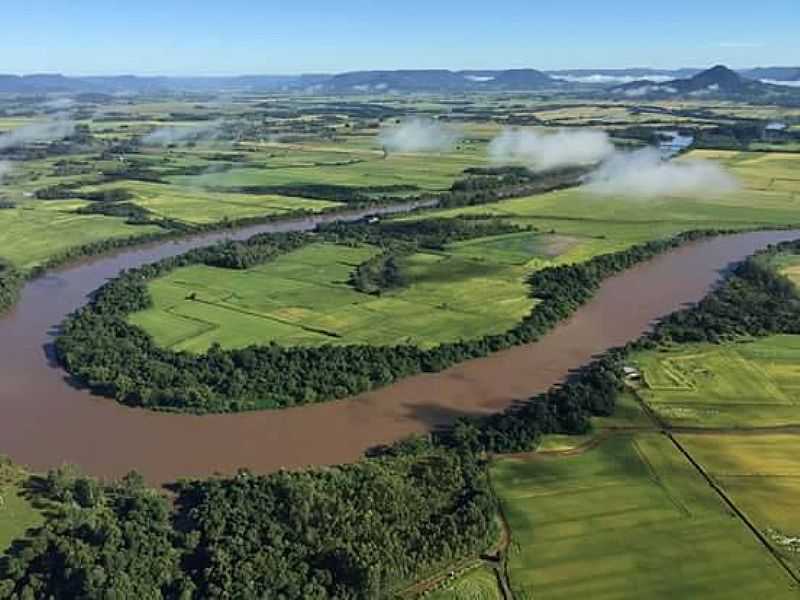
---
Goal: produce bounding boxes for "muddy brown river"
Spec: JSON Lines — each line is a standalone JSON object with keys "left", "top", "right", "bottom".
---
{"left": 1, "top": 217, "right": 798, "bottom": 485}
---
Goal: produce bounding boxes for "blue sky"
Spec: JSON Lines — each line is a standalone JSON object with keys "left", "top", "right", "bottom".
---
{"left": 3, "top": 0, "right": 798, "bottom": 75}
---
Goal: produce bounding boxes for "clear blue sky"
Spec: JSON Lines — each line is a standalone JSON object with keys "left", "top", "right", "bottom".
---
{"left": 3, "top": 0, "right": 798, "bottom": 75}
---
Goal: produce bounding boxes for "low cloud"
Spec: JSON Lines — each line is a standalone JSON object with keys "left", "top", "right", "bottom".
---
{"left": 142, "top": 120, "right": 224, "bottom": 146}
{"left": 378, "top": 118, "right": 462, "bottom": 153}
{"left": 0, "top": 119, "right": 76, "bottom": 150}
{"left": 551, "top": 74, "right": 673, "bottom": 85}
{"left": 0, "top": 161, "right": 12, "bottom": 181}
{"left": 761, "top": 79, "right": 800, "bottom": 88}
{"left": 488, "top": 128, "right": 615, "bottom": 170}
{"left": 585, "top": 148, "right": 739, "bottom": 197}
{"left": 716, "top": 41, "right": 764, "bottom": 48}
{"left": 42, "top": 97, "right": 76, "bottom": 111}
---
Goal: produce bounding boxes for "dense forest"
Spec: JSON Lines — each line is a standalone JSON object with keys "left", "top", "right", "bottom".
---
{"left": 55, "top": 222, "right": 738, "bottom": 413}
{"left": 0, "top": 450, "right": 496, "bottom": 600}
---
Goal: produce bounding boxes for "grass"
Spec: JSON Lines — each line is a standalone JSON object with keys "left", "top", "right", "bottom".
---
{"left": 491, "top": 434, "right": 798, "bottom": 599}
{"left": 0, "top": 461, "right": 43, "bottom": 555}
{"left": 678, "top": 434, "right": 800, "bottom": 576}
{"left": 633, "top": 336, "right": 800, "bottom": 428}
{"left": 129, "top": 240, "right": 536, "bottom": 350}
{"left": 426, "top": 565, "right": 502, "bottom": 600}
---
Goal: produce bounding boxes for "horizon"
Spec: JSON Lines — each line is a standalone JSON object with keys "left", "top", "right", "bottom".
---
{"left": 2, "top": 63, "right": 797, "bottom": 79}
{"left": 3, "top": 0, "right": 798, "bottom": 76}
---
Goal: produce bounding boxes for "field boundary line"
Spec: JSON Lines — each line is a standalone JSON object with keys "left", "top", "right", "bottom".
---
{"left": 631, "top": 438, "right": 691, "bottom": 518}
{"left": 668, "top": 433, "right": 800, "bottom": 589}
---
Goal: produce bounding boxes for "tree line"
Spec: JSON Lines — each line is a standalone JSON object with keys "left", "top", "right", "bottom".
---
{"left": 0, "top": 261, "right": 22, "bottom": 315}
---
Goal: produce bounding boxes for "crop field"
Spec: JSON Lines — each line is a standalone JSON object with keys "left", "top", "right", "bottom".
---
{"left": 81, "top": 180, "right": 340, "bottom": 224}
{"left": 633, "top": 336, "right": 800, "bottom": 428}
{"left": 426, "top": 566, "right": 503, "bottom": 600}
{"left": 408, "top": 151, "right": 800, "bottom": 263}
{"left": 678, "top": 434, "right": 800, "bottom": 576}
{"left": 490, "top": 434, "right": 798, "bottom": 599}
{"left": 168, "top": 149, "right": 485, "bottom": 191}
{"left": 0, "top": 200, "right": 163, "bottom": 268}
{"left": 129, "top": 239, "right": 539, "bottom": 351}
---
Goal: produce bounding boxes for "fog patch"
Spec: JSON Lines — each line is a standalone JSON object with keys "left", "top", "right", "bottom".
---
{"left": 142, "top": 120, "right": 224, "bottom": 146}
{"left": 378, "top": 118, "right": 462, "bottom": 153}
{"left": 0, "top": 161, "right": 12, "bottom": 182}
{"left": 42, "top": 97, "right": 76, "bottom": 111}
{"left": 0, "top": 119, "right": 76, "bottom": 150}
{"left": 586, "top": 148, "right": 739, "bottom": 197}
{"left": 488, "top": 128, "right": 615, "bottom": 170}
{"left": 552, "top": 74, "right": 673, "bottom": 85}
{"left": 761, "top": 79, "right": 800, "bottom": 88}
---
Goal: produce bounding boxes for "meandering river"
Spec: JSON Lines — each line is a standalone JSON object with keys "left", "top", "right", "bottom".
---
{"left": 0, "top": 211, "right": 797, "bottom": 485}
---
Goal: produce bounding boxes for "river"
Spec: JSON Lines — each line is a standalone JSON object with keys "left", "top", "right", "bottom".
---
{"left": 0, "top": 213, "right": 797, "bottom": 485}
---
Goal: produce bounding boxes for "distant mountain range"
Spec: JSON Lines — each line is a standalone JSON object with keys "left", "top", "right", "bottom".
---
{"left": 609, "top": 65, "right": 799, "bottom": 99}
{"left": 0, "top": 65, "right": 798, "bottom": 95}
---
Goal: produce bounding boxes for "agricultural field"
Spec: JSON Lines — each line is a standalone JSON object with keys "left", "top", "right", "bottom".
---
{"left": 678, "top": 434, "right": 800, "bottom": 577}
{"left": 125, "top": 147, "right": 800, "bottom": 352}
{"left": 490, "top": 434, "right": 798, "bottom": 599}
{"left": 409, "top": 150, "right": 800, "bottom": 261}
{"left": 633, "top": 336, "right": 800, "bottom": 428}
{"left": 129, "top": 239, "right": 537, "bottom": 351}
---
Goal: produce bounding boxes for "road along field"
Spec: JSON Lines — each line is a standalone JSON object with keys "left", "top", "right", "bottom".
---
{"left": 677, "top": 433, "right": 800, "bottom": 578}
{"left": 490, "top": 434, "right": 799, "bottom": 599}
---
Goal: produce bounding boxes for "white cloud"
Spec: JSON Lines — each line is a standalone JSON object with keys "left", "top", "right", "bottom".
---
{"left": 488, "top": 128, "right": 615, "bottom": 170}
{"left": 586, "top": 148, "right": 739, "bottom": 197}
{"left": 378, "top": 118, "right": 462, "bottom": 153}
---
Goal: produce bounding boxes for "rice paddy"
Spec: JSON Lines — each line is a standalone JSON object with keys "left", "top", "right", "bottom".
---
{"left": 490, "top": 434, "right": 799, "bottom": 599}
{"left": 634, "top": 336, "right": 800, "bottom": 427}
{"left": 129, "top": 239, "right": 536, "bottom": 351}
{"left": 677, "top": 434, "right": 800, "bottom": 577}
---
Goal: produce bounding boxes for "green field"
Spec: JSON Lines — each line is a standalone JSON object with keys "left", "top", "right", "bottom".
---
{"left": 426, "top": 565, "right": 503, "bottom": 600}
{"left": 0, "top": 461, "right": 43, "bottom": 555}
{"left": 633, "top": 336, "right": 800, "bottom": 428}
{"left": 127, "top": 149, "right": 800, "bottom": 352}
{"left": 129, "top": 239, "right": 536, "bottom": 350}
{"left": 491, "top": 434, "right": 798, "bottom": 599}
{"left": 405, "top": 151, "right": 800, "bottom": 262}
{"left": 678, "top": 434, "right": 800, "bottom": 576}
{"left": 169, "top": 148, "right": 485, "bottom": 191}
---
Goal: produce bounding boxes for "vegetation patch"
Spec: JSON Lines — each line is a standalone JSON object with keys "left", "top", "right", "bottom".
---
{"left": 0, "top": 459, "right": 43, "bottom": 556}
